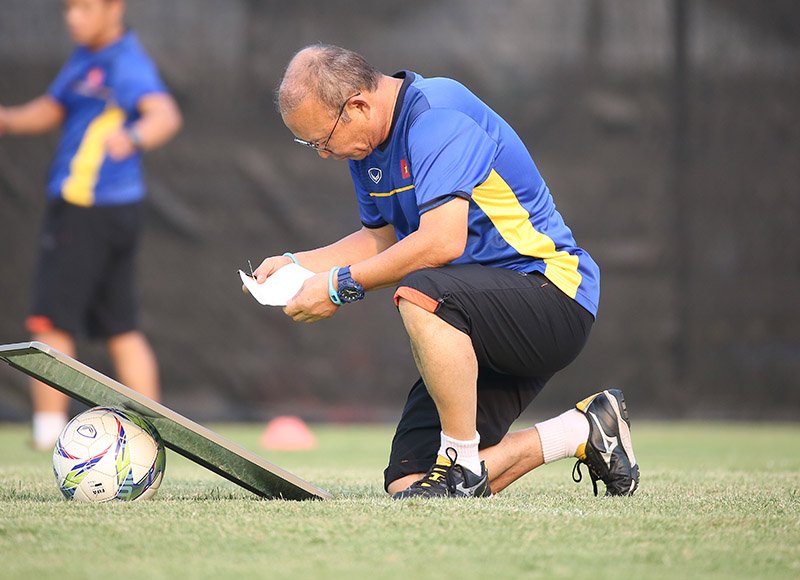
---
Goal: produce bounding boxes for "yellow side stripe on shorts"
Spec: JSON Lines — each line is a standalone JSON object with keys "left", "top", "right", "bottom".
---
{"left": 62, "top": 106, "right": 126, "bottom": 207}
{"left": 471, "top": 169, "right": 582, "bottom": 299}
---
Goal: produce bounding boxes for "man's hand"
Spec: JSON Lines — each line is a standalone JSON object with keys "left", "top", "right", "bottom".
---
{"left": 242, "top": 254, "right": 295, "bottom": 296}
{"left": 252, "top": 255, "right": 295, "bottom": 283}
{"left": 283, "top": 271, "right": 339, "bottom": 323}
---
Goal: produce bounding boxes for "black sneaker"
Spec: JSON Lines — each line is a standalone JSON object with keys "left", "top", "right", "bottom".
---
{"left": 573, "top": 389, "right": 640, "bottom": 496}
{"left": 392, "top": 448, "right": 492, "bottom": 499}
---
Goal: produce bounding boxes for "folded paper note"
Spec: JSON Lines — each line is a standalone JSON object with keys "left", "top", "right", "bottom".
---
{"left": 239, "top": 263, "right": 315, "bottom": 306}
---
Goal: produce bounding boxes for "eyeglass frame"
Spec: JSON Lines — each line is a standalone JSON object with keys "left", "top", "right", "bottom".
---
{"left": 293, "top": 92, "right": 361, "bottom": 153}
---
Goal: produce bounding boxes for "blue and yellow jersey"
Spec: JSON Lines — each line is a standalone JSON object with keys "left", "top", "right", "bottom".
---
{"left": 349, "top": 72, "right": 600, "bottom": 316}
{"left": 47, "top": 31, "right": 167, "bottom": 206}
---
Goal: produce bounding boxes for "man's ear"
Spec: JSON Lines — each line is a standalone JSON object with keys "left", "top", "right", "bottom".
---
{"left": 349, "top": 96, "right": 371, "bottom": 120}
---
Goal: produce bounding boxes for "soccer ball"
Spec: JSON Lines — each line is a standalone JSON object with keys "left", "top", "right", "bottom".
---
{"left": 52, "top": 406, "right": 166, "bottom": 502}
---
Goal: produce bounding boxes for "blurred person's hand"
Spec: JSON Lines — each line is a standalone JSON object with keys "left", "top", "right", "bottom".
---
{"left": 105, "top": 127, "right": 138, "bottom": 160}
{"left": 0, "top": 106, "right": 8, "bottom": 135}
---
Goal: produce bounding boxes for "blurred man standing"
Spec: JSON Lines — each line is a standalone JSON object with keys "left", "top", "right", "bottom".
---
{"left": 0, "top": 0, "right": 182, "bottom": 449}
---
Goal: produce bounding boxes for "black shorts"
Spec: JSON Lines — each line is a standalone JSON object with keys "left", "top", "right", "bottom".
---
{"left": 27, "top": 199, "right": 144, "bottom": 340}
{"left": 384, "top": 264, "right": 594, "bottom": 489}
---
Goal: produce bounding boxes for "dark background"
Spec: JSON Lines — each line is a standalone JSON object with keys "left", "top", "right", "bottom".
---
{"left": 1, "top": 1, "right": 798, "bottom": 423}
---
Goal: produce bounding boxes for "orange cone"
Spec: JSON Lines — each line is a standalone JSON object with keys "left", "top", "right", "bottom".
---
{"left": 259, "top": 416, "right": 317, "bottom": 451}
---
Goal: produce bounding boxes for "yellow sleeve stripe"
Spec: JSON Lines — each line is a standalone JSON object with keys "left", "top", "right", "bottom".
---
{"left": 369, "top": 184, "right": 415, "bottom": 197}
{"left": 471, "top": 169, "right": 582, "bottom": 299}
{"left": 61, "top": 106, "right": 126, "bottom": 207}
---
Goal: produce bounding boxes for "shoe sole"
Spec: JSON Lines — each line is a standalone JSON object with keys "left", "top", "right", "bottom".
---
{"left": 603, "top": 389, "right": 639, "bottom": 494}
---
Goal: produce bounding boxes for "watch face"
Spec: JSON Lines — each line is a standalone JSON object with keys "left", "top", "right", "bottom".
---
{"left": 339, "top": 286, "right": 365, "bottom": 302}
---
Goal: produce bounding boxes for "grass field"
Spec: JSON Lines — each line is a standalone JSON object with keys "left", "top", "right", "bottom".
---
{"left": 0, "top": 421, "right": 798, "bottom": 579}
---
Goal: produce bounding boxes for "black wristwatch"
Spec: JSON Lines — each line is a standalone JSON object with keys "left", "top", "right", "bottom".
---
{"left": 336, "top": 266, "right": 365, "bottom": 303}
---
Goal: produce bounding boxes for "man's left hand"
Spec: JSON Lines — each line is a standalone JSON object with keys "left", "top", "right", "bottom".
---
{"left": 283, "top": 271, "right": 339, "bottom": 323}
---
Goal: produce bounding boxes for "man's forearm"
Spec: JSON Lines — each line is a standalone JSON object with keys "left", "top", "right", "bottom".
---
{"left": 350, "top": 198, "right": 470, "bottom": 291}
{"left": 349, "top": 229, "right": 458, "bottom": 291}
{"left": 292, "top": 198, "right": 468, "bottom": 291}
{"left": 294, "top": 227, "right": 395, "bottom": 273}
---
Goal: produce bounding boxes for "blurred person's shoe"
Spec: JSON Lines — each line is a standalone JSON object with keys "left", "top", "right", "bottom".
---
{"left": 573, "top": 389, "right": 639, "bottom": 496}
{"left": 392, "top": 448, "right": 491, "bottom": 499}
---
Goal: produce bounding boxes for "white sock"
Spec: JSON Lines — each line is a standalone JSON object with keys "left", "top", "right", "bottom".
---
{"left": 439, "top": 431, "right": 482, "bottom": 475}
{"left": 32, "top": 412, "right": 68, "bottom": 450}
{"left": 535, "top": 408, "right": 590, "bottom": 464}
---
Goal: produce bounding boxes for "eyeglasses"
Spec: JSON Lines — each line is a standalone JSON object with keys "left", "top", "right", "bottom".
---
{"left": 293, "top": 92, "right": 361, "bottom": 153}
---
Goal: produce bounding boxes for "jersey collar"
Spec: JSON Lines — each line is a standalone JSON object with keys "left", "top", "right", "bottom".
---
{"left": 377, "top": 70, "right": 415, "bottom": 152}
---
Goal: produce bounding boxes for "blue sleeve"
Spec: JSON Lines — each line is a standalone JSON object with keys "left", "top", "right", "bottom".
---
{"left": 114, "top": 54, "right": 167, "bottom": 113}
{"left": 47, "top": 51, "right": 81, "bottom": 104}
{"left": 349, "top": 162, "right": 388, "bottom": 228}
{"left": 407, "top": 109, "right": 498, "bottom": 213}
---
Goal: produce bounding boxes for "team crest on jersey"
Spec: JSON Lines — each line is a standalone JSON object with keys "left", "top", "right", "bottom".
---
{"left": 368, "top": 168, "right": 382, "bottom": 183}
{"left": 73, "top": 67, "right": 111, "bottom": 100}
{"left": 86, "top": 67, "right": 105, "bottom": 89}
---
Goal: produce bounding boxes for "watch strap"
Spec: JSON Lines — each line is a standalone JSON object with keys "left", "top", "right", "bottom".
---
{"left": 336, "top": 266, "right": 365, "bottom": 303}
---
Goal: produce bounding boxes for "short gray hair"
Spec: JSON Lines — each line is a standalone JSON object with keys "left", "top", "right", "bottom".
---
{"left": 276, "top": 44, "right": 381, "bottom": 118}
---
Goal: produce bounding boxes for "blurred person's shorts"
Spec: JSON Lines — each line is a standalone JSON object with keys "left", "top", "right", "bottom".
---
{"left": 27, "top": 198, "right": 144, "bottom": 340}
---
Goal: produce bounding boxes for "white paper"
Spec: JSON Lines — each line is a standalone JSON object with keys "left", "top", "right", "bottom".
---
{"left": 239, "top": 263, "right": 315, "bottom": 306}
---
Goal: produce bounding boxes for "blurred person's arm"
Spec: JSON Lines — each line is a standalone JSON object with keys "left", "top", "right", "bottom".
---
{"left": 0, "top": 96, "right": 65, "bottom": 136}
{"left": 106, "top": 93, "right": 182, "bottom": 160}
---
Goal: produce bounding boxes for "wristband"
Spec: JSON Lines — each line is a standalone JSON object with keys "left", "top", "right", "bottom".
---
{"left": 328, "top": 267, "right": 342, "bottom": 306}
{"left": 282, "top": 252, "right": 298, "bottom": 265}
{"left": 126, "top": 126, "right": 143, "bottom": 150}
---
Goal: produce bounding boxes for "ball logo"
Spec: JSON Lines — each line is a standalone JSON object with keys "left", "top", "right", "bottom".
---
{"left": 77, "top": 424, "right": 97, "bottom": 439}
{"left": 368, "top": 168, "right": 382, "bottom": 184}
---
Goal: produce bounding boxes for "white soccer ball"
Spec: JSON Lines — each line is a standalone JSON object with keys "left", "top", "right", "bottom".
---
{"left": 52, "top": 406, "right": 166, "bottom": 502}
